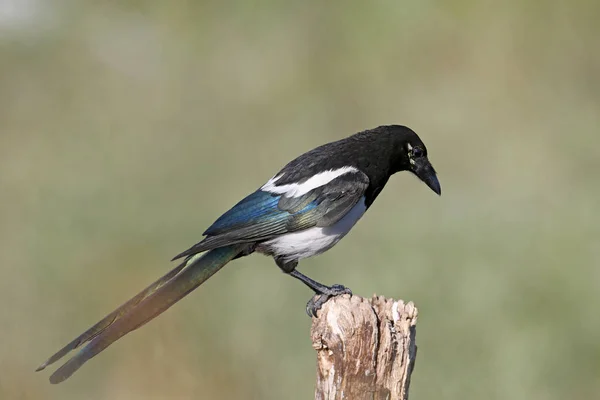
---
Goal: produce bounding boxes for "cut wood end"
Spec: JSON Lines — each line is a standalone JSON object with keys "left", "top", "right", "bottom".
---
{"left": 311, "top": 294, "right": 418, "bottom": 400}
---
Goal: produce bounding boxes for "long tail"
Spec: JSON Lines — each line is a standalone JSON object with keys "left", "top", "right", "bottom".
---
{"left": 36, "top": 244, "right": 247, "bottom": 384}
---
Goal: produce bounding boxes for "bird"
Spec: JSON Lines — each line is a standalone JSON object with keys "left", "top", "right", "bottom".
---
{"left": 36, "top": 124, "right": 441, "bottom": 384}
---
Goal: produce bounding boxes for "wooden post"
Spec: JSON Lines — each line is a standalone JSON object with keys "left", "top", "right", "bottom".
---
{"left": 311, "top": 295, "right": 418, "bottom": 400}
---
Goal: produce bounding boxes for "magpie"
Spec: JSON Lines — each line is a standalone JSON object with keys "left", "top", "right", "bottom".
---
{"left": 37, "top": 124, "right": 441, "bottom": 384}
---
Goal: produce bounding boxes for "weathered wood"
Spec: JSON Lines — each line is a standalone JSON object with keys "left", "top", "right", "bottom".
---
{"left": 311, "top": 295, "right": 418, "bottom": 400}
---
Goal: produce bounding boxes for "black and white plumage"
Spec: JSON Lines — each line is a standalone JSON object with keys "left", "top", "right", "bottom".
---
{"left": 38, "top": 124, "right": 441, "bottom": 384}
{"left": 173, "top": 125, "right": 440, "bottom": 267}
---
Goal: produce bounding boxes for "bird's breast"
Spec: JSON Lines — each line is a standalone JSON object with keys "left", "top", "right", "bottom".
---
{"left": 259, "top": 198, "right": 366, "bottom": 262}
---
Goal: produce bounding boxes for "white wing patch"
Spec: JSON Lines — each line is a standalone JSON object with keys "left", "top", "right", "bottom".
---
{"left": 261, "top": 166, "right": 359, "bottom": 198}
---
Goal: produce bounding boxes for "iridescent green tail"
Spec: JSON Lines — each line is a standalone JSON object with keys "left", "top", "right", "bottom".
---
{"left": 36, "top": 244, "right": 246, "bottom": 384}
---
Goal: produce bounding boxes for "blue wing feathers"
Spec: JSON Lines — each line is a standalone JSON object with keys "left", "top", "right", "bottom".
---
{"left": 203, "top": 190, "right": 316, "bottom": 236}
{"left": 173, "top": 173, "right": 367, "bottom": 261}
{"left": 172, "top": 190, "right": 320, "bottom": 261}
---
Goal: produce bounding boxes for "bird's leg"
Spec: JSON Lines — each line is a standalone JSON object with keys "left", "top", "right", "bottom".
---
{"left": 289, "top": 269, "right": 353, "bottom": 317}
{"left": 275, "top": 257, "right": 352, "bottom": 317}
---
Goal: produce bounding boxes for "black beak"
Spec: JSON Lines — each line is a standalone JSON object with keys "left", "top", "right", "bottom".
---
{"left": 413, "top": 158, "right": 441, "bottom": 195}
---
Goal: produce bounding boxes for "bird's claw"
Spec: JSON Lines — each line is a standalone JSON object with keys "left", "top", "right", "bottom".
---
{"left": 305, "top": 284, "right": 352, "bottom": 317}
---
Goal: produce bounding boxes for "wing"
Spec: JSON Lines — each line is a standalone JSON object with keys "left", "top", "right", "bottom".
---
{"left": 172, "top": 170, "right": 370, "bottom": 260}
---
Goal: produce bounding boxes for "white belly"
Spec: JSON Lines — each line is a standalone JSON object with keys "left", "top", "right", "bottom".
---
{"left": 261, "top": 198, "right": 366, "bottom": 262}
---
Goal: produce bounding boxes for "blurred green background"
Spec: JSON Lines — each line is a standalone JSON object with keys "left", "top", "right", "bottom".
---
{"left": 1, "top": 1, "right": 599, "bottom": 399}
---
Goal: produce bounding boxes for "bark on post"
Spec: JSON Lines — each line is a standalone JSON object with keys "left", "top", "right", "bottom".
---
{"left": 311, "top": 295, "right": 418, "bottom": 400}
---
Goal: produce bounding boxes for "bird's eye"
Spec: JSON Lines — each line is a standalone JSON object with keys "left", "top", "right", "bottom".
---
{"left": 412, "top": 147, "right": 424, "bottom": 158}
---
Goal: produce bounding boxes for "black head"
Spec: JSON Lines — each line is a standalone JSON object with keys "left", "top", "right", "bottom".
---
{"left": 384, "top": 125, "right": 441, "bottom": 195}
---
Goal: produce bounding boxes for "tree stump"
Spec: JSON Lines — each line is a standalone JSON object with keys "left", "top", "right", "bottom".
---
{"left": 310, "top": 295, "right": 418, "bottom": 400}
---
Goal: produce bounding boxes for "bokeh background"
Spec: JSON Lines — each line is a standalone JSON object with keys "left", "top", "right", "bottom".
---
{"left": 1, "top": 1, "right": 599, "bottom": 399}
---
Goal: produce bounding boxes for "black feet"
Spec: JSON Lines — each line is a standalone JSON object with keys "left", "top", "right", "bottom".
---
{"left": 279, "top": 262, "right": 353, "bottom": 317}
{"left": 305, "top": 284, "right": 352, "bottom": 317}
